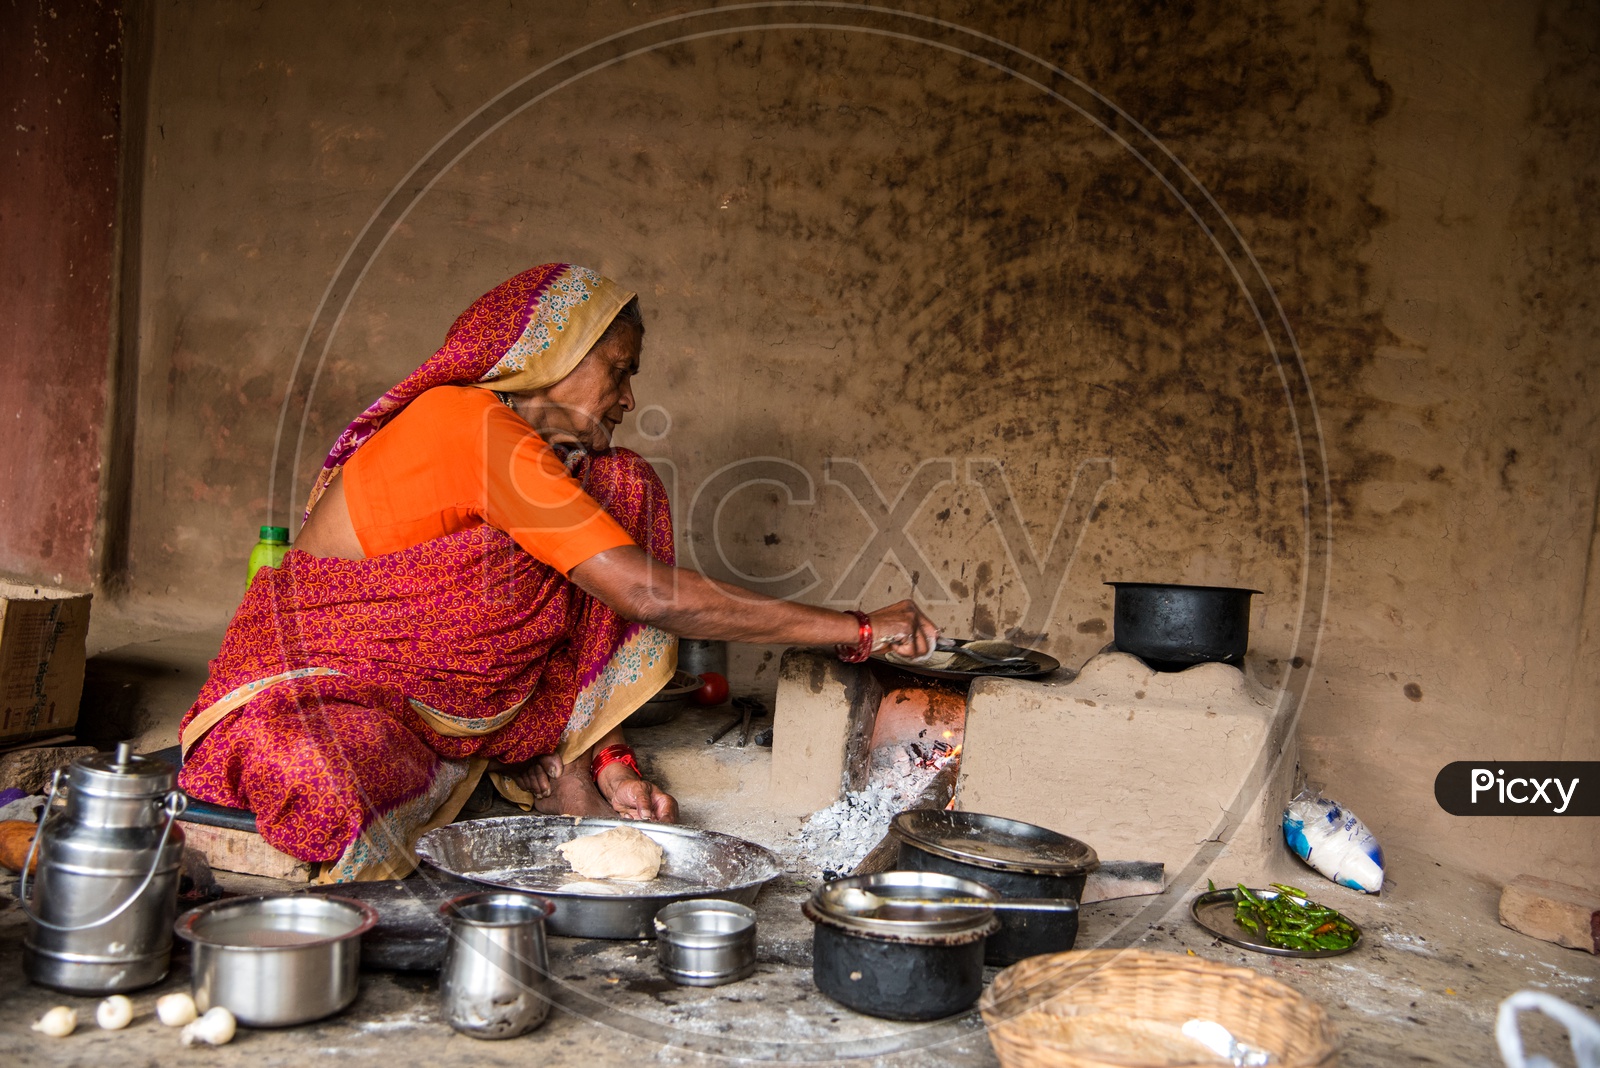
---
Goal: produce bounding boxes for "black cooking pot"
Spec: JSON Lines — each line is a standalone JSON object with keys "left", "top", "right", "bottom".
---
{"left": 803, "top": 872, "right": 999, "bottom": 1021}
{"left": 1107, "top": 582, "right": 1261, "bottom": 671}
{"left": 891, "top": 811, "right": 1097, "bottom": 967}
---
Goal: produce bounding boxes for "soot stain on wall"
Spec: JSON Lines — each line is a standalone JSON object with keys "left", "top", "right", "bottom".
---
{"left": 136, "top": 0, "right": 1378, "bottom": 663}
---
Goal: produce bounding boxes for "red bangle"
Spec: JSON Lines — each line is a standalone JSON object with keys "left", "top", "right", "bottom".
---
{"left": 591, "top": 743, "right": 642, "bottom": 785}
{"left": 837, "top": 610, "right": 873, "bottom": 663}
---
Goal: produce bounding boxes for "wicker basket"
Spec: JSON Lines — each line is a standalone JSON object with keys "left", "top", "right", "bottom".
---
{"left": 980, "top": 950, "right": 1338, "bottom": 1068}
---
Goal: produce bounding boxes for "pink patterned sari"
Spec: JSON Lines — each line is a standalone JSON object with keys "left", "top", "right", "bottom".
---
{"left": 177, "top": 265, "right": 676, "bottom": 881}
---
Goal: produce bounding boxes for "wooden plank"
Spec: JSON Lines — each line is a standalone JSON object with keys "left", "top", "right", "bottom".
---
{"left": 180, "top": 821, "right": 314, "bottom": 883}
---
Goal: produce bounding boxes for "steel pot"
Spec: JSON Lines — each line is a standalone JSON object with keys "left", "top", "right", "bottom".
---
{"left": 1107, "top": 581, "right": 1261, "bottom": 670}
{"left": 677, "top": 639, "right": 728, "bottom": 680}
{"left": 22, "top": 743, "right": 188, "bottom": 994}
{"left": 625, "top": 670, "right": 702, "bottom": 728}
{"left": 176, "top": 893, "right": 377, "bottom": 1026}
{"left": 654, "top": 899, "right": 756, "bottom": 987}
{"left": 803, "top": 871, "right": 999, "bottom": 1021}
{"left": 439, "top": 891, "right": 554, "bottom": 1040}
{"left": 892, "top": 810, "right": 1097, "bottom": 966}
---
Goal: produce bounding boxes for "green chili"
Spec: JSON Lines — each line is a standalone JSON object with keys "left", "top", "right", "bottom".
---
{"left": 1231, "top": 884, "right": 1357, "bottom": 952}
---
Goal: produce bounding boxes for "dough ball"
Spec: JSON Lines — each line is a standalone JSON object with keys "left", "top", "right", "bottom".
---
{"left": 557, "top": 826, "right": 664, "bottom": 882}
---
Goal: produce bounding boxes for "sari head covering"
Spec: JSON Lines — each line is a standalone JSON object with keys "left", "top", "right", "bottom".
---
{"left": 305, "top": 263, "right": 635, "bottom": 517}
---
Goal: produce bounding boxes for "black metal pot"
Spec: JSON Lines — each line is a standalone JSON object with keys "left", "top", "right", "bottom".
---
{"left": 1106, "top": 582, "right": 1261, "bottom": 671}
{"left": 803, "top": 872, "right": 998, "bottom": 1021}
{"left": 891, "top": 811, "right": 1097, "bottom": 967}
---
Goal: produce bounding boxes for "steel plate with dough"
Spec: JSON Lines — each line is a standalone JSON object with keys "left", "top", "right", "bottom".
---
{"left": 415, "top": 816, "right": 784, "bottom": 939}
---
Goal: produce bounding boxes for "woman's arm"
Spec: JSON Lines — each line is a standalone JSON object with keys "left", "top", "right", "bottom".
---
{"left": 568, "top": 545, "right": 937, "bottom": 659}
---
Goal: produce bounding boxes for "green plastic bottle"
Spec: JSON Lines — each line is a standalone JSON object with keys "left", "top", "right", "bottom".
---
{"left": 246, "top": 525, "right": 290, "bottom": 587}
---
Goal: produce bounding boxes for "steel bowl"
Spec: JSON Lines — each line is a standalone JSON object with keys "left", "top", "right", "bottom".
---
{"left": 625, "top": 670, "right": 703, "bottom": 728}
{"left": 654, "top": 899, "right": 757, "bottom": 987}
{"left": 175, "top": 893, "right": 377, "bottom": 1026}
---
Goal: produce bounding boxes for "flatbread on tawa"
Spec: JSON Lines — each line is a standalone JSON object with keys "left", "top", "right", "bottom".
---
{"left": 557, "top": 826, "right": 664, "bottom": 882}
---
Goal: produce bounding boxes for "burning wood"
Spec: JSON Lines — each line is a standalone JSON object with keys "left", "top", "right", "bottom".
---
{"left": 906, "top": 740, "right": 961, "bottom": 770}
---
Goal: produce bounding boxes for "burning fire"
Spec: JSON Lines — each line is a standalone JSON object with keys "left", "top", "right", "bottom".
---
{"left": 906, "top": 740, "right": 962, "bottom": 771}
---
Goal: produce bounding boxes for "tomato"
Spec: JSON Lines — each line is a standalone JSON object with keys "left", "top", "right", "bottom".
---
{"left": 692, "top": 671, "right": 730, "bottom": 706}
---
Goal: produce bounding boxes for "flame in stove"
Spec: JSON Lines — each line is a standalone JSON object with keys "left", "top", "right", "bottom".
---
{"left": 942, "top": 730, "right": 954, "bottom": 740}
{"left": 905, "top": 739, "right": 962, "bottom": 771}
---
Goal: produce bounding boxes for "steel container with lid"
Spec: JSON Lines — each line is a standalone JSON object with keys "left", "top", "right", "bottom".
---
{"left": 803, "top": 871, "right": 999, "bottom": 1020}
{"left": 892, "top": 810, "right": 1097, "bottom": 966}
{"left": 22, "top": 743, "right": 188, "bottom": 993}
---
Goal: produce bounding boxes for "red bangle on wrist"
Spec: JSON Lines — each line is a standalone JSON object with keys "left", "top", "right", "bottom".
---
{"left": 837, "top": 610, "right": 873, "bottom": 663}
{"left": 591, "top": 743, "right": 642, "bottom": 785}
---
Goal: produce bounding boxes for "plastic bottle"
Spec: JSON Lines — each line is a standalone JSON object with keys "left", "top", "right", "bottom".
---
{"left": 245, "top": 526, "right": 290, "bottom": 587}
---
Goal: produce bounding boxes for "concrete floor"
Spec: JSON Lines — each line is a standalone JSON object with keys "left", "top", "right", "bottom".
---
{"left": 3, "top": 630, "right": 1597, "bottom": 1066}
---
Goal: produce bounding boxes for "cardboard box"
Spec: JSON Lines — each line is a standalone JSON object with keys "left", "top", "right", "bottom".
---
{"left": 0, "top": 581, "right": 91, "bottom": 746}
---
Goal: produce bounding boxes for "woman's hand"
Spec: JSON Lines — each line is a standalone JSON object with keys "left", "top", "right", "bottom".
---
{"left": 597, "top": 762, "right": 680, "bottom": 823}
{"left": 865, "top": 599, "right": 939, "bottom": 661}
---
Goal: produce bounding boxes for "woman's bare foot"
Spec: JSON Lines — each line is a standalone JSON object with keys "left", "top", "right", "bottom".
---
{"left": 532, "top": 763, "right": 615, "bottom": 818}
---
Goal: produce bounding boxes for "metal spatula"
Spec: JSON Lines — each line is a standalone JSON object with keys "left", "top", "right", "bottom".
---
{"left": 830, "top": 887, "right": 1079, "bottom": 914}
{"left": 934, "top": 638, "right": 1036, "bottom": 667}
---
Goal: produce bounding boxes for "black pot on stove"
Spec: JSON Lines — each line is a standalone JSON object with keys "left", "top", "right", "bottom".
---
{"left": 1106, "top": 581, "right": 1261, "bottom": 670}
{"left": 891, "top": 810, "right": 1098, "bottom": 966}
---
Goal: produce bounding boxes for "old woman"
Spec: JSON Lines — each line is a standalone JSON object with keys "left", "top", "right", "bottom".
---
{"left": 176, "top": 264, "right": 936, "bottom": 880}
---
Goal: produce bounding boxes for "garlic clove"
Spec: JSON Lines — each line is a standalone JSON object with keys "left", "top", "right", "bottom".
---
{"left": 180, "top": 1006, "right": 237, "bottom": 1047}
{"left": 32, "top": 1005, "right": 77, "bottom": 1037}
{"left": 96, "top": 995, "right": 134, "bottom": 1030}
{"left": 156, "top": 992, "right": 198, "bottom": 1027}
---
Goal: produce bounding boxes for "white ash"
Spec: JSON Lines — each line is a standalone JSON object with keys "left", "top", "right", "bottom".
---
{"left": 785, "top": 746, "right": 949, "bottom": 876}
{"left": 787, "top": 784, "right": 903, "bottom": 876}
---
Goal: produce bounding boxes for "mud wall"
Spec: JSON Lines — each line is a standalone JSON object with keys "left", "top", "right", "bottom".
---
{"left": 114, "top": 0, "right": 1597, "bottom": 884}
{"left": 0, "top": 0, "right": 125, "bottom": 589}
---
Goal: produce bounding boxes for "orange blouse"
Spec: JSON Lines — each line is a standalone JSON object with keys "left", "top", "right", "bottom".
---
{"left": 342, "top": 386, "right": 636, "bottom": 575}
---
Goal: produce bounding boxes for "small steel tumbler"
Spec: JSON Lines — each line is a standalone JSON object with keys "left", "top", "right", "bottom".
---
{"left": 438, "top": 891, "right": 554, "bottom": 1040}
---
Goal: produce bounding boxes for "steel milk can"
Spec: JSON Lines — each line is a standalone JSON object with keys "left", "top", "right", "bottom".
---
{"left": 21, "top": 742, "right": 188, "bottom": 993}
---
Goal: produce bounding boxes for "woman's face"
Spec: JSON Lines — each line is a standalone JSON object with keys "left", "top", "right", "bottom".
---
{"left": 527, "top": 327, "right": 642, "bottom": 451}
